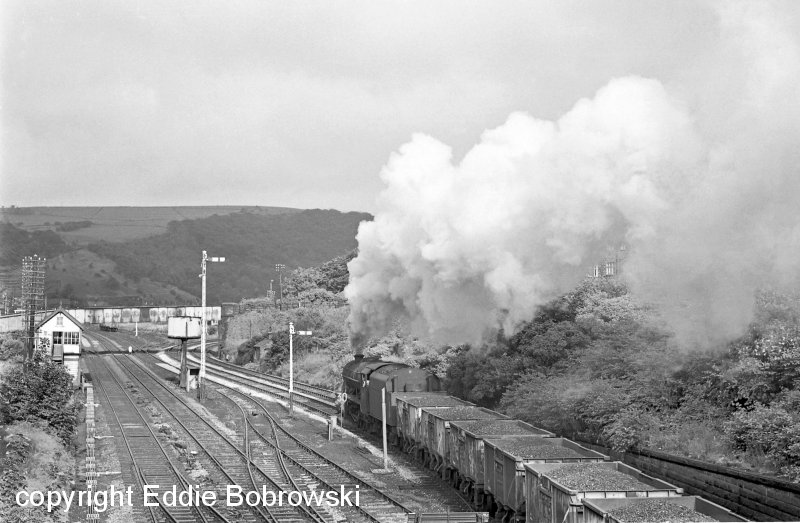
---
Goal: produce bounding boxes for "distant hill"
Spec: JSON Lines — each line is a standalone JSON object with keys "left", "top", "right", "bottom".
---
{"left": 1, "top": 205, "right": 299, "bottom": 245}
{"left": 0, "top": 207, "right": 370, "bottom": 306}
{"left": 0, "top": 222, "right": 197, "bottom": 306}
{"left": 88, "top": 209, "right": 370, "bottom": 303}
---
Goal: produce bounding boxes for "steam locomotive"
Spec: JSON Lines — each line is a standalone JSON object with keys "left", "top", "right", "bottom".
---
{"left": 342, "top": 354, "right": 441, "bottom": 434}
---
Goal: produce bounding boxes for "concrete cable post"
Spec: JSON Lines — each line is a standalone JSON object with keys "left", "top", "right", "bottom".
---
{"left": 289, "top": 321, "right": 294, "bottom": 415}
{"left": 199, "top": 250, "right": 207, "bottom": 400}
{"left": 382, "top": 386, "right": 389, "bottom": 470}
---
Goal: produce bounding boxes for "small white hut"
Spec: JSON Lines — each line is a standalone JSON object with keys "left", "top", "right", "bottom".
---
{"left": 35, "top": 308, "right": 84, "bottom": 387}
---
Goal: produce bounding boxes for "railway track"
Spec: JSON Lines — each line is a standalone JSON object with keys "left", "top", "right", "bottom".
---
{"left": 197, "top": 373, "right": 412, "bottom": 523}
{"left": 88, "top": 331, "right": 343, "bottom": 522}
{"left": 87, "top": 355, "right": 232, "bottom": 523}
{"left": 202, "top": 355, "right": 338, "bottom": 402}
{"left": 150, "top": 353, "right": 411, "bottom": 522}
{"left": 182, "top": 354, "right": 339, "bottom": 417}
{"left": 87, "top": 330, "right": 475, "bottom": 521}
{"left": 113, "top": 353, "right": 327, "bottom": 523}
{"left": 87, "top": 327, "right": 339, "bottom": 417}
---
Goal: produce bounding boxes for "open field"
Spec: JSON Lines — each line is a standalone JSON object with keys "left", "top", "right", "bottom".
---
{"left": 1, "top": 206, "right": 300, "bottom": 244}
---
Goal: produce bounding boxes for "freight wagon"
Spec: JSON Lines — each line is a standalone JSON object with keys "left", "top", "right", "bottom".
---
{"left": 340, "top": 355, "right": 752, "bottom": 523}
{"left": 419, "top": 406, "right": 509, "bottom": 480}
{"left": 65, "top": 306, "right": 221, "bottom": 325}
{"left": 448, "top": 420, "right": 555, "bottom": 506}
{"left": 525, "top": 461, "right": 682, "bottom": 523}
{"left": 396, "top": 393, "right": 472, "bottom": 458}
{"left": 483, "top": 437, "right": 607, "bottom": 521}
{"left": 582, "top": 496, "right": 747, "bottom": 523}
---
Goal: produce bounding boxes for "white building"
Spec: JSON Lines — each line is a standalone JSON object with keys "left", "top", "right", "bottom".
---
{"left": 35, "top": 308, "right": 83, "bottom": 387}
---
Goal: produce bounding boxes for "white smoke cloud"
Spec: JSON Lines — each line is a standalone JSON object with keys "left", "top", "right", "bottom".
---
{"left": 346, "top": 2, "right": 800, "bottom": 347}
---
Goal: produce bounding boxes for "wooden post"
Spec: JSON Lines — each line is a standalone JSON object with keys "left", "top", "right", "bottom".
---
{"left": 179, "top": 339, "right": 188, "bottom": 389}
{"left": 328, "top": 415, "right": 336, "bottom": 441}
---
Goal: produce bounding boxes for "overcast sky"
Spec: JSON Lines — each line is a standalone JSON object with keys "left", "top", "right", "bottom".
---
{"left": 1, "top": 1, "right": 797, "bottom": 212}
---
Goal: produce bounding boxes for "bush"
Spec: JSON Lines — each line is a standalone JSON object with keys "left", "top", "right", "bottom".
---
{"left": 0, "top": 351, "right": 80, "bottom": 445}
{"left": 602, "top": 406, "right": 651, "bottom": 451}
{"left": 724, "top": 392, "right": 800, "bottom": 480}
{"left": 0, "top": 422, "right": 75, "bottom": 523}
{"left": 0, "top": 335, "right": 25, "bottom": 361}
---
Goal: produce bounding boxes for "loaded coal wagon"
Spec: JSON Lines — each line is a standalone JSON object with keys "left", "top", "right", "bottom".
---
{"left": 525, "top": 461, "right": 682, "bottom": 523}
{"left": 581, "top": 496, "right": 747, "bottom": 523}
{"left": 396, "top": 393, "right": 472, "bottom": 456}
{"left": 483, "top": 436, "right": 607, "bottom": 521}
{"left": 419, "top": 406, "right": 509, "bottom": 480}
{"left": 448, "top": 419, "right": 554, "bottom": 506}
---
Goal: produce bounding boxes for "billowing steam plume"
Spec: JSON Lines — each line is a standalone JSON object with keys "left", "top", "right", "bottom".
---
{"left": 345, "top": 3, "right": 800, "bottom": 348}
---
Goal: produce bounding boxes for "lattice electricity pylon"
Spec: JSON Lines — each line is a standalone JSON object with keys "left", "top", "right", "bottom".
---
{"left": 21, "top": 255, "right": 46, "bottom": 358}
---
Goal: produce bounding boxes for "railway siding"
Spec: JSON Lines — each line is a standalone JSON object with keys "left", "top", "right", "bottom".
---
{"left": 111, "top": 355, "right": 274, "bottom": 523}
{"left": 162, "top": 352, "right": 339, "bottom": 418}
{"left": 185, "top": 353, "right": 339, "bottom": 410}
{"left": 218, "top": 384, "right": 411, "bottom": 523}
{"left": 87, "top": 356, "right": 207, "bottom": 523}
{"left": 141, "top": 351, "right": 476, "bottom": 518}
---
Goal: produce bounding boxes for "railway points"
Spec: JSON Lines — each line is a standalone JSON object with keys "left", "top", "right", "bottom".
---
{"left": 82, "top": 330, "right": 482, "bottom": 522}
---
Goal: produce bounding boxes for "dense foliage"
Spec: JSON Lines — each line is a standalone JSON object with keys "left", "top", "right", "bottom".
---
{"left": 316, "top": 250, "right": 357, "bottom": 293}
{"left": 87, "top": 209, "right": 369, "bottom": 302}
{"left": 443, "top": 280, "right": 800, "bottom": 480}
{"left": 0, "top": 422, "right": 75, "bottom": 523}
{"left": 0, "top": 223, "right": 69, "bottom": 265}
{"left": 0, "top": 350, "right": 81, "bottom": 445}
{"left": 229, "top": 306, "right": 353, "bottom": 387}
{"left": 281, "top": 252, "right": 356, "bottom": 308}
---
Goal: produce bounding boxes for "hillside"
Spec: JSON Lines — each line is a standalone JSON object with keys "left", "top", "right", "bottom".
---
{"left": 0, "top": 207, "right": 369, "bottom": 306}
{"left": 0, "top": 205, "right": 299, "bottom": 244}
{"left": 87, "top": 209, "right": 370, "bottom": 303}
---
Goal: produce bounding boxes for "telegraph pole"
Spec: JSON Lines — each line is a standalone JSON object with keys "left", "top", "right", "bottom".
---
{"left": 275, "top": 264, "right": 285, "bottom": 310}
{"left": 288, "top": 321, "right": 312, "bottom": 415}
{"left": 269, "top": 279, "right": 274, "bottom": 308}
{"left": 199, "top": 251, "right": 225, "bottom": 400}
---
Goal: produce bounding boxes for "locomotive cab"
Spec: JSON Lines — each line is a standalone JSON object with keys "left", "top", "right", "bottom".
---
{"left": 358, "top": 361, "right": 397, "bottom": 417}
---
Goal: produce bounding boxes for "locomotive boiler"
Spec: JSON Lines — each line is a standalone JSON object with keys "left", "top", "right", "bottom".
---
{"left": 342, "top": 354, "right": 442, "bottom": 434}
